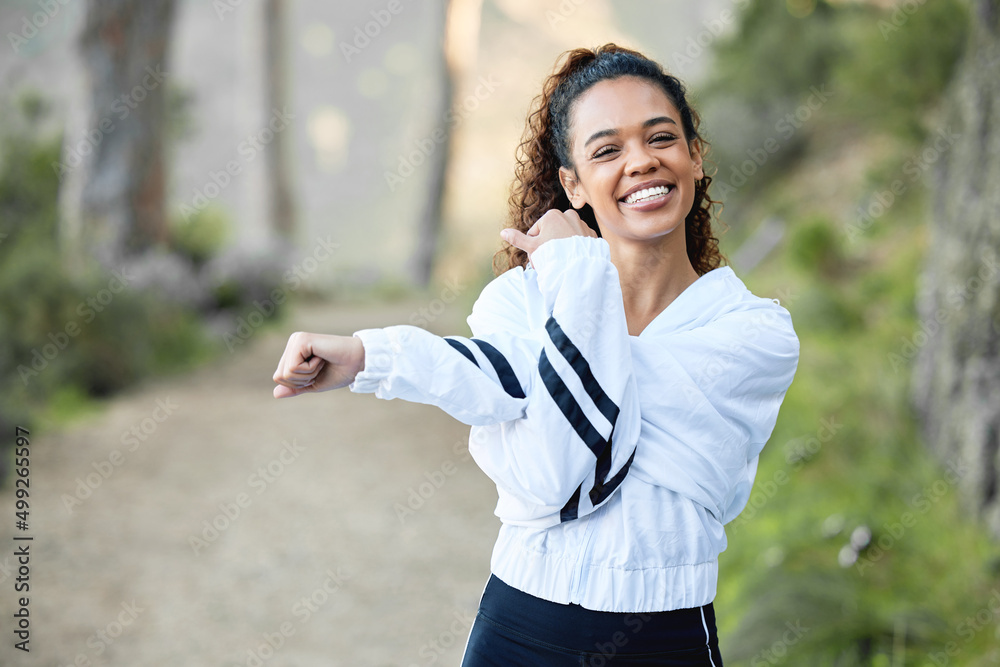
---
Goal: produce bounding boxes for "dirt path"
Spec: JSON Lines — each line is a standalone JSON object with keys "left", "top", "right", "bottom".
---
{"left": 0, "top": 298, "right": 499, "bottom": 667}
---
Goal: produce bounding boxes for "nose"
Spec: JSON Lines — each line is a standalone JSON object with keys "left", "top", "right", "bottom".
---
{"left": 623, "top": 142, "right": 659, "bottom": 176}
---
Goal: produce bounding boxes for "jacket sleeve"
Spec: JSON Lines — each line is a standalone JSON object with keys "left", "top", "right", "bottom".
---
{"left": 349, "top": 236, "right": 642, "bottom": 527}
{"left": 626, "top": 300, "right": 800, "bottom": 525}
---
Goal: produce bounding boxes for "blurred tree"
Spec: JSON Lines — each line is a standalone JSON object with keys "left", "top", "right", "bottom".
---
{"left": 409, "top": 0, "right": 483, "bottom": 288}
{"left": 264, "top": 0, "right": 296, "bottom": 244}
{"left": 913, "top": 0, "right": 1000, "bottom": 538}
{"left": 77, "top": 0, "right": 176, "bottom": 269}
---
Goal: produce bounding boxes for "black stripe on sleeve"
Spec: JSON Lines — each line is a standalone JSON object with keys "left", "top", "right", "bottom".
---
{"left": 560, "top": 484, "right": 582, "bottom": 522}
{"left": 593, "top": 422, "right": 615, "bottom": 488}
{"left": 471, "top": 338, "right": 526, "bottom": 399}
{"left": 589, "top": 448, "right": 636, "bottom": 507}
{"left": 539, "top": 349, "right": 607, "bottom": 458}
{"left": 544, "top": 316, "right": 620, "bottom": 427}
{"left": 445, "top": 338, "right": 480, "bottom": 367}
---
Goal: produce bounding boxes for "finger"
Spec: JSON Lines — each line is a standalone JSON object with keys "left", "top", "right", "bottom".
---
{"left": 275, "top": 372, "right": 323, "bottom": 394}
{"left": 288, "top": 356, "right": 321, "bottom": 375}
{"left": 275, "top": 375, "right": 315, "bottom": 388}
{"left": 273, "top": 363, "right": 302, "bottom": 382}
{"left": 272, "top": 336, "right": 316, "bottom": 381}
{"left": 501, "top": 228, "right": 535, "bottom": 253}
{"left": 273, "top": 361, "right": 318, "bottom": 385}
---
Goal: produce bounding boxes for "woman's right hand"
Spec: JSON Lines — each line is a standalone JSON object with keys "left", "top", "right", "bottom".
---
{"left": 272, "top": 332, "right": 366, "bottom": 398}
{"left": 501, "top": 208, "right": 597, "bottom": 266}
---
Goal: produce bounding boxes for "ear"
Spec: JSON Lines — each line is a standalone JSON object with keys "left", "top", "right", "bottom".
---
{"left": 559, "top": 166, "right": 587, "bottom": 209}
{"left": 689, "top": 138, "right": 705, "bottom": 181}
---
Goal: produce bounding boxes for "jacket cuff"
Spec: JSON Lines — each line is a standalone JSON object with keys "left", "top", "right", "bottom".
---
{"left": 530, "top": 235, "right": 612, "bottom": 292}
{"left": 530, "top": 235, "right": 610, "bottom": 272}
{"left": 348, "top": 328, "right": 397, "bottom": 393}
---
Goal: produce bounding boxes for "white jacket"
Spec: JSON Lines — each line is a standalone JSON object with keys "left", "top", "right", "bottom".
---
{"left": 350, "top": 235, "right": 799, "bottom": 612}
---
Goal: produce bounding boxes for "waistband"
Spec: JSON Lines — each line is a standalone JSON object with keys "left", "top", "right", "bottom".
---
{"left": 476, "top": 573, "right": 719, "bottom": 655}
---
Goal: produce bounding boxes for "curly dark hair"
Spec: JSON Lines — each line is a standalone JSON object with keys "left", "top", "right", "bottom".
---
{"left": 492, "top": 44, "right": 725, "bottom": 277}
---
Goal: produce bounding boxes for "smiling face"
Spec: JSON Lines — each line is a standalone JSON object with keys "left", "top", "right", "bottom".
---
{"left": 558, "top": 76, "right": 704, "bottom": 245}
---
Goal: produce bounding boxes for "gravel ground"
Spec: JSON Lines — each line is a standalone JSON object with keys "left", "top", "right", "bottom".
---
{"left": 0, "top": 298, "right": 499, "bottom": 667}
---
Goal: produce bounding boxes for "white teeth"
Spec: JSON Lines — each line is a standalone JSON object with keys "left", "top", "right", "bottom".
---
{"left": 624, "top": 185, "right": 671, "bottom": 204}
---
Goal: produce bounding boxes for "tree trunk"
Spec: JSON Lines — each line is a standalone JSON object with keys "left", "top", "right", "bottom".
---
{"left": 78, "top": 0, "right": 176, "bottom": 269}
{"left": 913, "top": 0, "right": 1000, "bottom": 537}
{"left": 408, "top": 0, "right": 483, "bottom": 288}
{"left": 264, "top": 0, "right": 295, "bottom": 242}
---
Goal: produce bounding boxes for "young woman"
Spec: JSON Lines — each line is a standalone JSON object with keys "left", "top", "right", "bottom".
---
{"left": 272, "top": 44, "right": 799, "bottom": 666}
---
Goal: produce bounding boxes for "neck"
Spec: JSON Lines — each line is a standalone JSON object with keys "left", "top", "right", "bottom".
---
{"left": 607, "top": 231, "right": 700, "bottom": 336}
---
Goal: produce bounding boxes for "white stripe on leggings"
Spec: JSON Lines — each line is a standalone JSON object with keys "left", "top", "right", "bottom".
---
{"left": 700, "top": 606, "right": 717, "bottom": 667}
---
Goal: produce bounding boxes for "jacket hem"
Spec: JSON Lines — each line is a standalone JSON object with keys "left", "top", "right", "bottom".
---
{"left": 490, "top": 533, "right": 719, "bottom": 613}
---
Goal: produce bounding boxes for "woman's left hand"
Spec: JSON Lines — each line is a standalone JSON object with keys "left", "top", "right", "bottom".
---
{"left": 500, "top": 209, "right": 597, "bottom": 266}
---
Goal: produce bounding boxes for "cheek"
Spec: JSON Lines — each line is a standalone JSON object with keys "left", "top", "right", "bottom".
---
{"left": 579, "top": 172, "right": 618, "bottom": 208}
{"left": 676, "top": 178, "right": 699, "bottom": 216}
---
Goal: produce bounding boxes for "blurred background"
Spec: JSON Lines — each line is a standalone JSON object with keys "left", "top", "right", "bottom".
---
{"left": 1, "top": 0, "right": 999, "bottom": 665}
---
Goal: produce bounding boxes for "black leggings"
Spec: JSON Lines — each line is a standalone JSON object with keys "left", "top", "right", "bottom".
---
{"left": 462, "top": 575, "right": 724, "bottom": 666}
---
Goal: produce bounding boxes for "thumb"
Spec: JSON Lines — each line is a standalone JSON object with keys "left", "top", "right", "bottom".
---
{"left": 274, "top": 383, "right": 303, "bottom": 399}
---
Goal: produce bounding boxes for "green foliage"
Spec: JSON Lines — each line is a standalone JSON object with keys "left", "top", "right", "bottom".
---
{"left": 170, "top": 204, "right": 231, "bottom": 266}
{"left": 0, "top": 94, "right": 60, "bottom": 252}
{"left": 701, "top": 3, "right": 998, "bottom": 665}
{"left": 717, "top": 211, "right": 1000, "bottom": 662}
{"left": 703, "top": 0, "right": 968, "bottom": 212}
{"left": 832, "top": 2, "right": 968, "bottom": 141}
{"left": 0, "top": 92, "right": 221, "bottom": 442}
{"left": 702, "top": 1, "right": 846, "bottom": 188}
{"left": 708, "top": 0, "right": 844, "bottom": 112}
{"left": 787, "top": 215, "right": 846, "bottom": 278}
{"left": 0, "top": 92, "right": 71, "bottom": 430}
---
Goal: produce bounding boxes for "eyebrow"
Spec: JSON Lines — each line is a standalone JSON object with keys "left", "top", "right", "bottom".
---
{"left": 583, "top": 116, "right": 679, "bottom": 148}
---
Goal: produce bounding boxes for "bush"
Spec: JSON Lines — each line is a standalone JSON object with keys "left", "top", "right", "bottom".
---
{"left": 170, "top": 204, "right": 231, "bottom": 267}
{"left": 0, "top": 92, "right": 219, "bottom": 446}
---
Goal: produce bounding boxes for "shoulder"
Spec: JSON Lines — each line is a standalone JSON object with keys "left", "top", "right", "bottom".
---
{"left": 666, "top": 267, "right": 799, "bottom": 359}
{"left": 691, "top": 267, "right": 794, "bottom": 325}
{"left": 656, "top": 269, "right": 799, "bottom": 397}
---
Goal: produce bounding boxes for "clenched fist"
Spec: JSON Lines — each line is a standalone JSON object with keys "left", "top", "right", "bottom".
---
{"left": 271, "top": 332, "right": 366, "bottom": 398}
